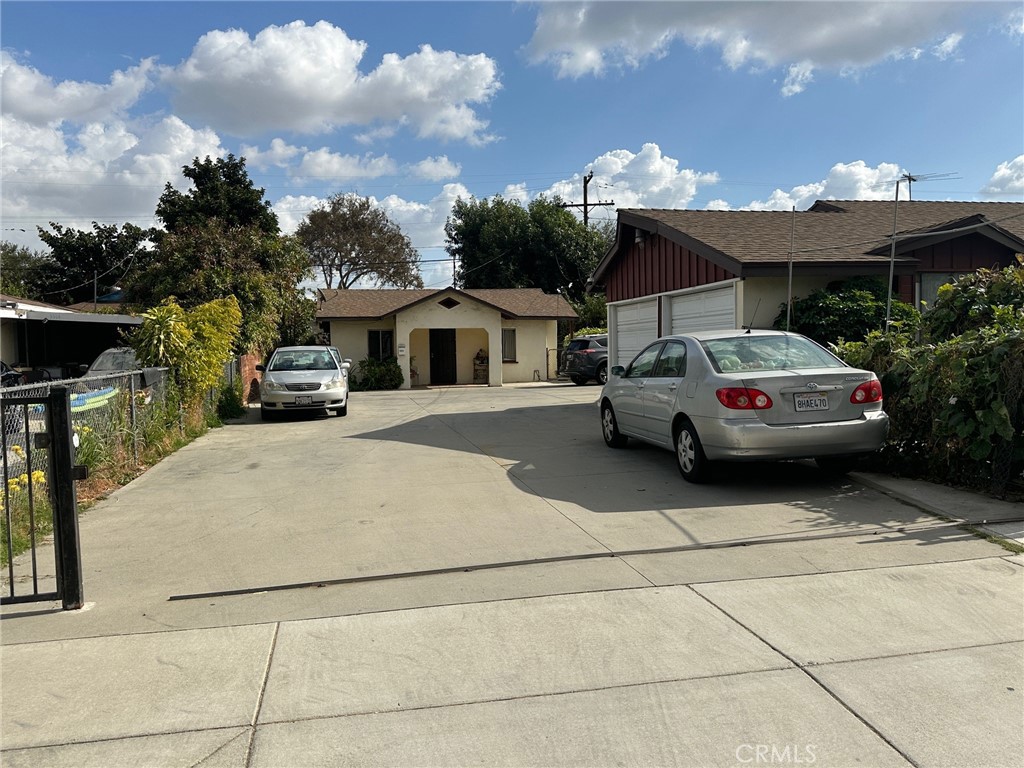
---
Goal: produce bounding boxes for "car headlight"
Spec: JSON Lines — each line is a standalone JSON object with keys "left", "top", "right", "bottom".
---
{"left": 263, "top": 381, "right": 286, "bottom": 392}
{"left": 328, "top": 377, "right": 345, "bottom": 389}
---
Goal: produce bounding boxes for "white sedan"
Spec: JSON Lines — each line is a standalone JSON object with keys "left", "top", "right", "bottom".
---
{"left": 599, "top": 329, "right": 889, "bottom": 483}
{"left": 257, "top": 346, "right": 351, "bottom": 421}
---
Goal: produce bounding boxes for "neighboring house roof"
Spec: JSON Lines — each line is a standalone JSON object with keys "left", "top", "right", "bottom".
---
{"left": 317, "top": 287, "right": 578, "bottom": 320}
{"left": 0, "top": 294, "right": 77, "bottom": 313}
{"left": 591, "top": 200, "right": 1024, "bottom": 287}
{"left": 0, "top": 293, "right": 140, "bottom": 326}
{"left": 65, "top": 301, "right": 127, "bottom": 313}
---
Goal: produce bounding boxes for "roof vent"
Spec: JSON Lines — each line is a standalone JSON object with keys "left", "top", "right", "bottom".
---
{"left": 439, "top": 297, "right": 460, "bottom": 309}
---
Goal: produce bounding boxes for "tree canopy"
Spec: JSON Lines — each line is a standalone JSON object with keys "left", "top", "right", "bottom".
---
{"left": 295, "top": 193, "right": 423, "bottom": 289}
{"left": 0, "top": 242, "right": 50, "bottom": 300}
{"left": 32, "top": 222, "right": 152, "bottom": 305}
{"left": 445, "top": 195, "right": 609, "bottom": 303}
{"left": 155, "top": 154, "right": 278, "bottom": 236}
{"left": 124, "top": 154, "right": 314, "bottom": 353}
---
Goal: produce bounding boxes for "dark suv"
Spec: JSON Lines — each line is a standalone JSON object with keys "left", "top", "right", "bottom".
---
{"left": 561, "top": 334, "right": 609, "bottom": 385}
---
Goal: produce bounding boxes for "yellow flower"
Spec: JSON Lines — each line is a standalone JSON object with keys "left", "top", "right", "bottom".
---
{"left": 31, "top": 470, "right": 46, "bottom": 486}
{"left": 17, "top": 473, "right": 29, "bottom": 488}
{"left": 11, "top": 445, "right": 24, "bottom": 457}
{"left": 7, "top": 479, "right": 20, "bottom": 493}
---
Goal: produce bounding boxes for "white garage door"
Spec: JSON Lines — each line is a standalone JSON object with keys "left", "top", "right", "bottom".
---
{"left": 670, "top": 284, "right": 736, "bottom": 334}
{"left": 614, "top": 298, "right": 658, "bottom": 366}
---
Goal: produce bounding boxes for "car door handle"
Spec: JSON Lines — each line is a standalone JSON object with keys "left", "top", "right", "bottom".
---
{"left": 668, "top": 383, "right": 678, "bottom": 391}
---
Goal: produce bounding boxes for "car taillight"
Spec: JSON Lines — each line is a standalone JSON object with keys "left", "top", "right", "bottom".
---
{"left": 716, "top": 387, "right": 773, "bottom": 410}
{"left": 851, "top": 380, "right": 883, "bottom": 404}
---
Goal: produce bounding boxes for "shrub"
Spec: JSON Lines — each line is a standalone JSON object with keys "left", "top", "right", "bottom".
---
{"left": 922, "top": 260, "right": 1024, "bottom": 341}
{"left": 776, "top": 276, "right": 920, "bottom": 345}
{"left": 562, "top": 326, "right": 607, "bottom": 348}
{"left": 217, "top": 378, "right": 246, "bottom": 420}
{"left": 351, "top": 357, "right": 403, "bottom": 391}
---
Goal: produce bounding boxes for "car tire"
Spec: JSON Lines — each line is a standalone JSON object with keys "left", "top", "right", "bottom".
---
{"left": 596, "top": 363, "right": 608, "bottom": 386}
{"left": 601, "top": 403, "right": 628, "bottom": 448}
{"left": 571, "top": 374, "right": 588, "bottom": 386}
{"left": 260, "top": 407, "right": 276, "bottom": 422}
{"left": 815, "top": 456, "right": 856, "bottom": 475}
{"left": 336, "top": 403, "right": 348, "bottom": 417}
{"left": 675, "top": 419, "right": 711, "bottom": 483}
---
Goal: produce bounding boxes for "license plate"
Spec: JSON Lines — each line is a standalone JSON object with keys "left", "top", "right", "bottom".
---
{"left": 294, "top": 396, "right": 313, "bottom": 405}
{"left": 795, "top": 393, "right": 829, "bottom": 412}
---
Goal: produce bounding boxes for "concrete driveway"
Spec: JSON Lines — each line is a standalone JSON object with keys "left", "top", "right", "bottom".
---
{"left": 2, "top": 384, "right": 1022, "bottom": 767}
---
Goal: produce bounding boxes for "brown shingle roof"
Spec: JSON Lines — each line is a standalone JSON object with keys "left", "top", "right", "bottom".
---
{"left": 317, "top": 287, "right": 577, "bottom": 320}
{"left": 594, "top": 201, "right": 1024, "bottom": 284}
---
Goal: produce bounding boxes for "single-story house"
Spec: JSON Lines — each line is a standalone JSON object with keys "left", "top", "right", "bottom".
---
{"left": 0, "top": 294, "right": 142, "bottom": 380}
{"left": 316, "top": 287, "right": 577, "bottom": 388}
{"left": 587, "top": 200, "right": 1024, "bottom": 367}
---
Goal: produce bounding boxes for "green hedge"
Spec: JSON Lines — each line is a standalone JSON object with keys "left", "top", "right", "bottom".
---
{"left": 350, "top": 357, "right": 404, "bottom": 391}
{"left": 834, "top": 264, "right": 1024, "bottom": 497}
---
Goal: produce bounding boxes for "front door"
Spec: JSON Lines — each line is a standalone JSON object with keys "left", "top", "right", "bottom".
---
{"left": 429, "top": 329, "right": 457, "bottom": 384}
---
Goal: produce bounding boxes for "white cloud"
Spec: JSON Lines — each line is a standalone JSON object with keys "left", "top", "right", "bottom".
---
{"left": 272, "top": 194, "right": 325, "bottom": 235}
{"left": 705, "top": 199, "right": 731, "bottom": 211}
{"left": 161, "top": 21, "right": 500, "bottom": 143}
{"left": 241, "top": 138, "right": 304, "bottom": 171}
{"left": 740, "top": 161, "right": 903, "bottom": 211}
{"left": 932, "top": 32, "right": 963, "bottom": 60}
{"left": 981, "top": 155, "right": 1024, "bottom": 198}
{"left": 410, "top": 155, "right": 462, "bottom": 181}
{"left": 527, "top": 2, "right": 985, "bottom": 94}
{"left": 1, "top": 51, "right": 154, "bottom": 126}
{"left": 0, "top": 113, "right": 225, "bottom": 251}
{"left": 1006, "top": 7, "right": 1024, "bottom": 38}
{"left": 574, "top": 143, "right": 718, "bottom": 210}
{"left": 293, "top": 149, "right": 398, "bottom": 181}
{"left": 781, "top": 61, "right": 814, "bottom": 97}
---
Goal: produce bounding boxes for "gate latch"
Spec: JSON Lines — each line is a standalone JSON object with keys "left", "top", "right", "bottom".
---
{"left": 33, "top": 433, "right": 51, "bottom": 450}
{"left": 72, "top": 465, "right": 89, "bottom": 481}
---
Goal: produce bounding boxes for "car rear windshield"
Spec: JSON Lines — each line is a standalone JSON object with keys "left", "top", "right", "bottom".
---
{"left": 702, "top": 336, "right": 845, "bottom": 373}
{"left": 269, "top": 350, "right": 337, "bottom": 371}
{"left": 91, "top": 348, "right": 139, "bottom": 372}
{"left": 568, "top": 337, "right": 606, "bottom": 351}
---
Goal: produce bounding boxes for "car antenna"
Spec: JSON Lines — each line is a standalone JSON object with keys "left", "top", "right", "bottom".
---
{"left": 745, "top": 299, "right": 761, "bottom": 333}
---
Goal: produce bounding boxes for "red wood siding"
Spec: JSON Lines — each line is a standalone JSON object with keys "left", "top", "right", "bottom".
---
{"left": 605, "top": 234, "right": 735, "bottom": 302}
{"left": 908, "top": 234, "right": 1017, "bottom": 272}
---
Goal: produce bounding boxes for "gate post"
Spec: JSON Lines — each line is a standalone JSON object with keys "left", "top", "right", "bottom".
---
{"left": 47, "top": 387, "right": 84, "bottom": 610}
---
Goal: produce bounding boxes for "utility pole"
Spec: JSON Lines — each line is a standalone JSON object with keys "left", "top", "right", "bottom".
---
{"left": 559, "top": 170, "right": 613, "bottom": 225}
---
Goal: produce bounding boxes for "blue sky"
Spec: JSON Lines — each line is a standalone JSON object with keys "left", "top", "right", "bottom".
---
{"left": 2, "top": 1, "right": 1022, "bottom": 289}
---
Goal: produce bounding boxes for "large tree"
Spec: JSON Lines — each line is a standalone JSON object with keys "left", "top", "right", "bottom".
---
{"left": 34, "top": 222, "right": 152, "bottom": 304}
{"left": 126, "top": 154, "right": 314, "bottom": 352}
{"left": 0, "top": 242, "right": 50, "bottom": 300}
{"left": 296, "top": 194, "right": 423, "bottom": 289}
{"left": 445, "top": 195, "right": 609, "bottom": 303}
{"left": 155, "top": 154, "right": 278, "bottom": 236}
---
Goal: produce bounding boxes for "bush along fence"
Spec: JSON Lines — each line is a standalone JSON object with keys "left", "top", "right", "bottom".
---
{"left": 835, "top": 311, "right": 1024, "bottom": 498}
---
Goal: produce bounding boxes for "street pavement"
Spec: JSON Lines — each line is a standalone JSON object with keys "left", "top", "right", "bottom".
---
{"left": 2, "top": 383, "right": 1022, "bottom": 767}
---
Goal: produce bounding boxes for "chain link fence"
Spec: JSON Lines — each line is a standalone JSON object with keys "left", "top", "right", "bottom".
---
{"left": 1, "top": 369, "right": 170, "bottom": 484}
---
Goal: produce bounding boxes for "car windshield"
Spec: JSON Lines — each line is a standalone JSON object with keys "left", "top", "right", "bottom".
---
{"left": 269, "top": 350, "right": 337, "bottom": 371}
{"left": 90, "top": 348, "right": 139, "bottom": 372}
{"left": 702, "top": 335, "right": 844, "bottom": 372}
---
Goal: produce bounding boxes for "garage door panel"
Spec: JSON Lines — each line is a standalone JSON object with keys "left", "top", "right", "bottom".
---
{"left": 614, "top": 299, "right": 657, "bottom": 367}
{"left": 670, "top": 285, "right": 735, "bottom": 334}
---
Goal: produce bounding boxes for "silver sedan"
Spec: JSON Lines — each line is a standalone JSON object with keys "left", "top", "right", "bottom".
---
{"left": 599, "top": 330, "right": 889, "bottom": 483}
{"left": 257, "top": 346, "right": 351, "bottom": 421}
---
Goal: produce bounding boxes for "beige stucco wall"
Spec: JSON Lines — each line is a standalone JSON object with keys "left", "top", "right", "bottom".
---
{"left": 500, "top": 318, "right": 556, "bottom": 383}
{"left": 327, "top": 318, "right": 396, "bottom": 374}
{"left": 742, "top": 276, "right": 834, "bottom": 329}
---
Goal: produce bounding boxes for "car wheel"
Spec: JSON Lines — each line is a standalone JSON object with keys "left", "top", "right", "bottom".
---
{"left": 815, "top": 456, "right": 856, "bottom": 475}
{"left": 260, "top": 407, "right": 276, "bottom": 422}
{"left": 571, "top": 374, "right": 588, "bottom": 386}
{"left": 596, "top": 363, "right": 608, "bottom": 386}
{"left": 601, "top": 403, "right": 628, "bottom": 448}
{"left": 675, "top": 419, "right": 710, "bottom": 483}
{"left": 336, "top": 403, "right": 348, "bottom": 417}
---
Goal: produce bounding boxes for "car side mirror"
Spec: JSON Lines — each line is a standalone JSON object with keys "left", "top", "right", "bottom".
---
{"left": 79, "top": 363, "right": 89, "bottom": 373}
{"left": 341, "top": 360, "right": 351, "bottom": 370}
{"left": 255, "top": 364, "right": 266, "bottom": 373}
{"left": 611, "top": 365, "right": 625, "bottom": 377}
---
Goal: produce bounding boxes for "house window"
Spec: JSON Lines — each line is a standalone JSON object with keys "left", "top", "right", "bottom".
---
{"left": 501, "top": 328, "right": 517, "bottom": 362}
{"left": 920, "top": 273, "right": 968, "bottom": 310}
{"left": 368, "top": 329, "right": 394, "bottom": 361}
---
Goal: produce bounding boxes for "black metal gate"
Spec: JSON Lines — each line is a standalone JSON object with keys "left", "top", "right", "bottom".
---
{"left": 1, "top": 386, "right": 84, "bottom": 610}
